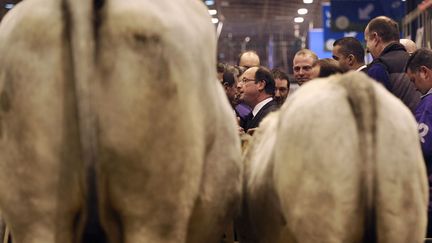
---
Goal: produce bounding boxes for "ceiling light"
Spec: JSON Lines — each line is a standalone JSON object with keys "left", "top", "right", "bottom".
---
{"left": 212, "top": 18, "right": 219, "bottom": 24}
{"left": 205, "top": 0, "right": 215, "bottom": 5}
{"left": 298, "top": 8, "right": 308, "bottom": 15}
{"left": 303, "top": 0, "right": 313, "bottom": 3}
{"left": 208, "top": 9, "right": 217, "bottom": 15}
{"left": 294, "top": 17, "right": 304, "bottom": 23}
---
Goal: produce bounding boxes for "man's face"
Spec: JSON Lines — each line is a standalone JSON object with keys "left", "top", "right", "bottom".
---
{"left": 332, "top": 45, "right": 351, "bottom": 70}
{"left": 364, "top": 27, "right": 378, "bottom": 58}
{"left": 236, "top": 73, "right": 245, "bottom": 103}
{"left": 293, "top": 55, "right": 318, "bottom": 85}
{"left": 407, "top": 67, "right": 431, "bottom": 95}
{"left": 274, "top": 78, "right": 289, "bottom": 106}
{"left": 240, "top": 68, "right": 260, "bottom": 107}
{"left": 225, "top": 80, "right": 238, "bottom": 106}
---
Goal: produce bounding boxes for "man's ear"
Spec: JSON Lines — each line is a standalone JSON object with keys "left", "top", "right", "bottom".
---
{"left": 347, "top": 54, "right": 355, "bottom": 66}
{"left": 257, "top": 80, "right": 266, "bottom": 91}
{"left": 372, "top": 32, "right": 380, "bottom": 45}
{"left": 420, "top": 66, "right": 431, "bottom": 79}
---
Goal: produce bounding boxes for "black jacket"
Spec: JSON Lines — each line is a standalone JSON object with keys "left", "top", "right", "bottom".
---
{"left": 367, "top": 42, "right": 421, "bottom": 112}
{"left": 242, "top": 99, "right": 278, "bottom": 132}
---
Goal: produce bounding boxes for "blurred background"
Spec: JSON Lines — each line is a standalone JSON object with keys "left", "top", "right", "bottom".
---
{"left": 201, "top": 0, "right": 427, "bottom": 74}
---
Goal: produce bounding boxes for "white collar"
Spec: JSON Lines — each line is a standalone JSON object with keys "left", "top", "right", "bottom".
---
{"left": 421, "top": 88, "right": 432, "bottom": 99}
{"left": 356, "top": 65, "right": 367, "bottom": 72}
{"left": 252, "top": 97, "right": 273, "bottom": 117}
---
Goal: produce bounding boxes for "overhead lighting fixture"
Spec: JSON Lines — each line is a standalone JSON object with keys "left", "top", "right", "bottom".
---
{"left": 303, "top": 0, "right": 313, "bottom": 3}
{"left": 208, "top": 9, "right": 217, "bottom": 15}
{"left": 294, "top": 17, "right": 304, "bottom": 23}
{"left": 298, "top": 8, "right": 308, "bottom": 15}
{"left": 4, "top": 3, "right": 14, "bottom": 9}
{"left": 212, "top": 18, "right": 219, "bottom": 24}
{"left": 205, "top": 0, "right": 215, "bottom": 5}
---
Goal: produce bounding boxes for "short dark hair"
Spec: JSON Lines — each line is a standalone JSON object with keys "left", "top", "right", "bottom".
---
{"left": 271, "top": 69, "right": 290, "bottom": 81}
{"left": 222, "top": 65, "right": 238, "bottom": 87}
{"left": 367, "top": 16, "right": 399, "bottom": 43}
{"left": 222, "top": 72, "right": 236, "bottom": 87}
{"left": 255, "top": 67, "right": 275, "bottom": 95}
{"left": 318, "top": 58, "right": 347, "bottom": 77}
{"left": 406, "top": 48, "right": 432, "bottom": 72}
{"left": 234, "top": 65, "right": 247, "bottom": 77}
{"left": 271, "top": 69, "right": 291, "bottom": 89}
{"left": 333, "top": 37, "right": 365, "bottom": 63}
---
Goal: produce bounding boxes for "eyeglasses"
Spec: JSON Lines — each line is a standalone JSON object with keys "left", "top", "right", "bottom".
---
{"left": 241, "top": 77, "right": 256, "bottom": 83}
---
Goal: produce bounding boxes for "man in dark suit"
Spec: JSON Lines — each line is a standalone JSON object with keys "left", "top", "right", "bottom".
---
{"left": 239, "top": 66, "right": 278, "bottom": 134}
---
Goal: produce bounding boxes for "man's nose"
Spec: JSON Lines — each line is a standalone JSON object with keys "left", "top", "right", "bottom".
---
{"left": 275, "top": 90, "right": 280, "bottom": 97}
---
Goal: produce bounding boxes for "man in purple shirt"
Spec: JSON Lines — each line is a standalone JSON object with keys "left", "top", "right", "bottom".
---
{"left": 406, "top": 48, "right": 432, "bottom": 237}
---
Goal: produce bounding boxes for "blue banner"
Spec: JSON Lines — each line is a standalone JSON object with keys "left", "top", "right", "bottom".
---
{"left": 309, "top": 29, "right": 332, "bottom": 59}
{"left": 323, "top": 3, "right": 364, "bottom": 51}
{"left": 330, "top": 0, "right": 405, "bottom": 31}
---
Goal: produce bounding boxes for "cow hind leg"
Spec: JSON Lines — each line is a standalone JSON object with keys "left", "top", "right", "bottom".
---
{"left": 2, "top": 209, "right": 78, "bottom": 243}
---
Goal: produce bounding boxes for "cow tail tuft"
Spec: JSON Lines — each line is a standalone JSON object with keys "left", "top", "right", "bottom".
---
{"left": 339, "top": 73, "right": 378, "bottom": 243}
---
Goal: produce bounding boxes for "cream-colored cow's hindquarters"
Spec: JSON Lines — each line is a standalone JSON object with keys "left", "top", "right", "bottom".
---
{"left": 0, "top": 0, "right": 85, "bottom": 242}
{"left": 0, "top": 0, "right": 242, "bottom": 242}
{"left": 240, "top": 72, "right": 428, "bottom": 243}
{"left": 94, "top": 1, "right": 241, "bottom": 242}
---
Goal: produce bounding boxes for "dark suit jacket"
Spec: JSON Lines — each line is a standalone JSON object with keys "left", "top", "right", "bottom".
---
{"left": 242, "top": 99, "right": 278, "bottom": 132}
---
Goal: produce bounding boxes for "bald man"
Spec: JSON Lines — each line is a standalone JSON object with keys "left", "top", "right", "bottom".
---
{"left": 239, "top": 50, "right": 260, "bottom": 68}
{"left": 239, "top": 66, "right": 278, "bottom": 133}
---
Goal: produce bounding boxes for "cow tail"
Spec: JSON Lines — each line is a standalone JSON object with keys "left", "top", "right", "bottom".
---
{"left": 62, "top": 0, "right": 106, "bottom": 241}
{"left": 340, "top": 73, "right": 378, "bottom": 243}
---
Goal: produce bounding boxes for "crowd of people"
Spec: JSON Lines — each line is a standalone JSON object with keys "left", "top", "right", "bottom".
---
{"left": 218, "top": 15, "right": 432, "bottom": 237}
